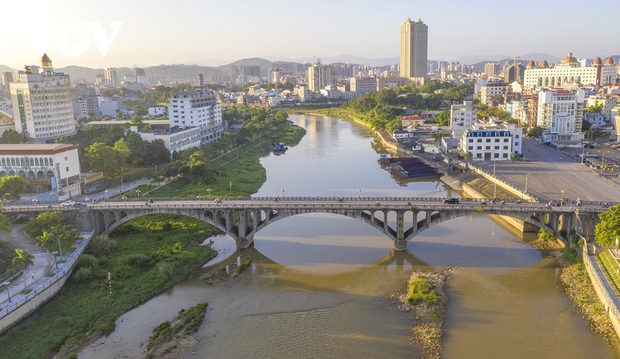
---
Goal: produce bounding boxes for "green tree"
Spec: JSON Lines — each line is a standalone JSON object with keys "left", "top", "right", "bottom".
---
{"left": 85, "top": 142, "right": 123, "bottom": 179}
{"left": 0, "top": 176, "right": 26, "bottom": 196}
{"left": 125, "top": 131, "right": 147, "bottom": 165}
{"left": 432, "top": 131, "right": 443, "bottom": 143}
{"left": 0, "top": 129, "right": 24, "bottom": 144}
{"left": 36, "top": 230, "right": 57, "bottom": 263}
{"left": 528, "top": 126, "right": 544, "bottom": 138}
{"left": 588, "top": 101, "right": 604, "bottom": 114}
{"left": 12, "top": 248, "right": 35, "bottom": 289}
{"left": 434, "top": 110, "right": 450, "bottom": 126}
{"left": 595, "top": 205, "right": 620, "bottom": 246}
{"left": 25, "top": 211, "right": 63, "bottom": 238}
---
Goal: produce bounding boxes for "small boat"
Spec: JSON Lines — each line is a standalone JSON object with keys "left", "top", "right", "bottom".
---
{"left": 272, "top": 142, "right": 288, "bottom": 152}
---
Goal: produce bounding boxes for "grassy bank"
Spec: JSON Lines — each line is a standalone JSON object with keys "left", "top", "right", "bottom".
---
{"left": 148, "top": 122, "right": 306, "bottom": 198}
{"left": 0, "top": 214, "right": 219, "bottom": 359}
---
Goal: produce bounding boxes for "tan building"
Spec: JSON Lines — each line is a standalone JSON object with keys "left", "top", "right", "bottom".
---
{"left": 400, "top": 18, "right": 428, "bottom": 78}
{"left": 307, "top": 60, "right": 335, "bottom": 92}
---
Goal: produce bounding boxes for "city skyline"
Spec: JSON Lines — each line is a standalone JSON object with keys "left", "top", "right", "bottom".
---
{"left": 0, "top": 0, "right": 617, "bottom": 69}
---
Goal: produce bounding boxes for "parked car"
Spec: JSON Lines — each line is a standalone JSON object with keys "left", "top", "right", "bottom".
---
{"left": 60, "top": 200, "right": 76, "bottom": 207}
{"left": 73, "top": 202, "right": 87, "bottom": 207}
{"left": 443, "top": 198, "right": 459, "bottom": 204}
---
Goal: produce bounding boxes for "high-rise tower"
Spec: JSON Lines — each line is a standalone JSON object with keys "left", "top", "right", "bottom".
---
{"left": 400, "top": 18, "right": 428, "bottom": 78}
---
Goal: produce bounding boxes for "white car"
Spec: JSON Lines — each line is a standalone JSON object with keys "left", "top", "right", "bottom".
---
{"left": 60, "top": 200, "right": 76, "bottom": 207}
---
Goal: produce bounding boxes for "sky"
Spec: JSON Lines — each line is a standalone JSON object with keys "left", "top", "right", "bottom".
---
{"left": 0, "top": 0, "right": 617, "bottom": 69}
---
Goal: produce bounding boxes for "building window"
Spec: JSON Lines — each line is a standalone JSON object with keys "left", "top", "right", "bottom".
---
{"left": 486, "top": 139, "right": 491, "bottom": 142}
{"left": 486, "top": 146, "right": 491, "bottom": 150}
{"left": 503, "top": 153, "right": 508, "bottom": 158}
{"left": 494, "top": 153, "right": 499, "bottom": 158}
{"left": 494, "top": 146, "right": 499, "bottom": 150}
{"left": 468, "top": 146, "right": 473, "bottom": 150}
{"left": 495, "top": 139, "right": 500, "bottom": 142}
{"left": 66, "top": 167, "right": 69, "bottom": 172}
{"left": 477, "top": 146, "right": 482, "bottom": 150}
{"left": 504, "top": 139, "right": 509, "bottom": 142}
{"left": 503, "top": 146, "right": 509, "bottom": 150}
{"left": 515, "top": 142, "right": 519, "bottom": 146}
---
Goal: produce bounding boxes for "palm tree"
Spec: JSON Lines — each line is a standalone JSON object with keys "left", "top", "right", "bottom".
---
{"left": 13, "top": 248, "right": 35, "bottom": 289}
{"left": 50, "top": 225, "right": 69, "bottom": 259}
{"left": 36, "top": 230, "right": 56, "bottom": 264}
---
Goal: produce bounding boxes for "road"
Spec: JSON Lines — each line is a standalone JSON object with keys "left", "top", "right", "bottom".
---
{"left": 478, "top": 138, "right": 620, "bottom": 202}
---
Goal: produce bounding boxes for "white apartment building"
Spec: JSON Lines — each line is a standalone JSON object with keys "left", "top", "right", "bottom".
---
{"left": 350, "top": 77, "right": 377, "bottom": 95}
{"left": 586, "top": 94, "right": 618, "bottom": 121}
{"left": 462, "top": 123, "right": 523, "bottom": 160}
{"left": 523, "top": 53, "right": 617, "bottom": 89}
{"left": 450, "top": 101, "right": 477, "bottom": 136}
{"left": 537, "top": 89, "right": 585, "bottom": 142}
{"left": 307, "top": 60, "right": 335, "bottom": 92}
{"left": 148, "top": 106, "right": 166, "bottom": 116}
{"left": 168, "top": 89, "right": 224, "bottom": 143}
{"left": 480, "top": 80, "right": 505, "bottom": 106}
{"left": 131, "top": 126, "right": 201, "bottom": 158}
{"left": 0, "top": 143, "right": 81, "bottom": 197}
{"left": 8, "top": 54, "right": 76, "bottom": 143}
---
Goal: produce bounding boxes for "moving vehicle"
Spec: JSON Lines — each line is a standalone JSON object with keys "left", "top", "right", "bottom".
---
{"left": 443, "top": 198, "right": 459, "bottom": 204}
{"left": 60, "top": 200, "right": 76, "bottom": 207}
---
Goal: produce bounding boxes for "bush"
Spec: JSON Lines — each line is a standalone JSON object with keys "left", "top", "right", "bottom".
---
{"left": 562, "top": 247, "right": 582, "bottom": 265}
{"left": 73, "top": 267, "right": 94, "bottom": 282}
{"left": 78, "top": 254, "right": 99, "bottom": 269}
{"left": 118, "top": 253, "right": 151, "bottom": 268}
{"left": 86, "top": 235, "right": 118, "bottom": 256}
{"left": 407, "top": 275, "right": 440, "bottom": 306}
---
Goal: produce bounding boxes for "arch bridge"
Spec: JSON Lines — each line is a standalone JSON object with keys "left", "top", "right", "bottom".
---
{"left": 4, "top": 197, "right": 605, "bottom": 251}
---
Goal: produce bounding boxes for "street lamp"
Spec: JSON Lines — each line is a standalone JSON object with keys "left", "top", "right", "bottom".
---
{"left": 524, "top": 173, "right": 531, "bottom": 199}
{"left": 561, "top": 190, "right": 564, "bottom": 205}
{"left": 52, "top": 251, "right": 58, "bottom": 269}
{"left": 493, "top": 160, "right": 497, "bottom": 200}
{"left": 2, "top": 281, "right": 10, "bottom": 302}
{"left": 357, "top": 188, "right": 362, "bottom": 205}
{"left": 229, "top": 182, "right": 232, "bottom": 196}
{"left": 105, "top": 189, "right": 109, "bottom": 200}
{"left": 122, "top": 195, "right": 127, "bottom": 203}
{"left": 136, "top": 189, "right": 141, "bottom": 199}
{"left": 281, "top": 188, "right": 285, "bottom": 200}
{"left": 207, "top": 188, "right": 212, "bottom": 198}
{"left": 197, "top": 195, "right": 202, "bottom": 202}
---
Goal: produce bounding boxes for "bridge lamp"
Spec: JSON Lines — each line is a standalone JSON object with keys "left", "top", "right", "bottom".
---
{"left": 198, "top": 195, "right": 202, "bottom": 202}
{"left": 561, "top": 190, "right": 564, "bottom": 204}
{"left": 281, "top": 188, "right": 285, "bottom": 199}
{"left": 136, "top": 189, "right": 141, "bottom": 199}
{"left": 52, "top": 251, "right": 58, "bottom": 269}
{"left": 122, "top": 195, "right": 127, "bottom": 203}
{"left": 358, "top": 188, "right": 361, "bottom": 204}
{"left": 105, "top": 189, "right": 109, "bottom": 200}
{"left": 207, "top": 188, "right": 212, "bottom": 198}
{"left": 2, "top": 281, "right": 10, "bottom": 302}
{"left": 524, "top": 173, "right": 531, "bottom": 199}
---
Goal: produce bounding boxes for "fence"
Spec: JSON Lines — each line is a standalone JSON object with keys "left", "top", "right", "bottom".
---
{"left": 0, "top": 231, "right": 94, "bottom": 322}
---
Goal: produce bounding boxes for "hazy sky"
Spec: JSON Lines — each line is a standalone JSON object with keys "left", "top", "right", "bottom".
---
{"left": 1, "top": 0, "right": 617, "bottom": 69}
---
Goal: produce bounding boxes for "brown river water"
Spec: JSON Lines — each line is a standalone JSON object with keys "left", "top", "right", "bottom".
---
{"left": 79, "top": 115, "right": 619, "bottom": 358}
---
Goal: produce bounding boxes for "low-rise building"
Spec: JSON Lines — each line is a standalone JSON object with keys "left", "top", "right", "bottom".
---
{"left": 132, "top": 126, "right": 201, "bottom": 158}
{"left": 148, "top": 106, "right": 166, "bottom": 116}
{"left": 462, "top": 123, "right": 523, "bottom": 160}
{"left": 450, "top": 101, "right": 477, "bottom": 136}
{"left": 0, "top": 144, "right": 81, "bottom": 198}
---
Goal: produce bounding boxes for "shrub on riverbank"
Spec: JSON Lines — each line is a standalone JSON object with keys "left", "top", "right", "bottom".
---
{"left": 145, "top": 302, "right": 208, "bottom": 357}
{"left": 0, "top": 214, "right": 218, "bottom": 359}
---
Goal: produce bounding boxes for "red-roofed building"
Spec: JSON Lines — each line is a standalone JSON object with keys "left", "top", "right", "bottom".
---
{"left": 402, "top": 115, "right": 425, "bottom": 128}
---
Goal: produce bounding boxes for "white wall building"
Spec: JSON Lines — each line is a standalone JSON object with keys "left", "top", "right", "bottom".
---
{"left": 450, "top": 100, "right": 477, "bottom": 136}
{"left": 98, "top": 97, "right": 122, "bottom": 117}
{"left": 480, "top": 80, "right": 505, "bottom": 106}
{"left": 462, "top": 123, "right": 523, "bottom": 160}
{"left": 307, "top": 60, "right": 335, "bottom": 92}
{"left": 537, "top": 89, "right": 585, "bottom": 142}
{"left": 0, "top": 143, "right": 81, "bottom": 198}
{"left": 8, "top": 54, "right": 76, "bottom": 143}
{"left": 131, "top": 126, "right": 201, "bottom": 158}
{"left": 148, "top": 106, "right": 166, "bottom": 116}
{"left": 168, "top": 89, "right": 224, "bottom": 143}
{"left": 523, "top": 53, "right": 617, "bottom": 89}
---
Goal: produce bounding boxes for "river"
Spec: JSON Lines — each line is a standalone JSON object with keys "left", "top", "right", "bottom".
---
{"left": 79, "top": 115, "right": 619, "bottom": 358}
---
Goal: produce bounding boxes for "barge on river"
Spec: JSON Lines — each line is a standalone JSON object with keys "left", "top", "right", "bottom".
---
{"left": 379, "top": 155, "right": 442, "bottom": 180}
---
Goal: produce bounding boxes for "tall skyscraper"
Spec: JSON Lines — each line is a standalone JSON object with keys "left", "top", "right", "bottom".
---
{"left": 400, "top": 18, "right": 428, "bottom": 78}
{"left": 307, "top": 59, "right": 335, "bottom": 91}
{"left": 8, "top": 54, "right": 76, "bottom": 143}
{"left": 104, "top": 68, "right": 118, "bottom": 87}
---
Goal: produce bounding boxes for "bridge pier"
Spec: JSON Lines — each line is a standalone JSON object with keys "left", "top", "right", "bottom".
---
{"left": 394, "top": 240, "right": 407, "bottom": 252}
{"left": 236, "top": 237, "right": 254, "bottom": 250}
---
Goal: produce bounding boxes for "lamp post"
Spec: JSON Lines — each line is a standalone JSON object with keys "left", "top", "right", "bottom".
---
{"left": 357, "top": 188, "right": 361, "bottom": 205}
{"left": 122, "top": 195, "right": 127, "bottom": 203}
{"left": 601, "top": 152, "right": 605, "bottom": 176}
{"left": 493, "top": 160, "right": 497, "bottom": 200}
{"left": 561, "top": 190, "right": 564, "bottom": 205}
{"left": 52, "top": 251, "right": 58, "bottom": 269}
{"left": 136, "top": 189, "right": 141, "bottom": 199}
{"left": 197, "top": 195, "right": 202, "bottom": 202}
{"left": 2, "top": 281, "right": 10, "bottom": 302}
{"left": 229, "top": 182, "right": 232, "bottom": 196}
{"left": 105, "top": 189, "right": 109, "bottom": 201}
{"left": 524, "top": 173, "right": 531, "bottom": 195}
{"left": 207, "top": 188, "right": 212, "bottom": 198}
{"left": 281, "top": 188, "right": 285, "bottom": 200}
{"left": 581, "top": 144, "right": 585, "bottom": 164}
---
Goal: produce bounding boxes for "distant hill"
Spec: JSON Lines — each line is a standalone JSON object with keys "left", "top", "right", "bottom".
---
{"left": 453, "top": 53, "right": 560, "bottom": 66}
{"left": 0, "top": 65, "right": 15, "bottom": 73}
